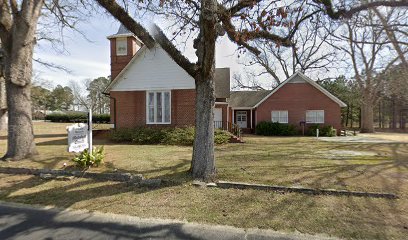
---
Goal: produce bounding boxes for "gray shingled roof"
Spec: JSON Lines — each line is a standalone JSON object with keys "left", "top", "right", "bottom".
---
{"left": 229, "top": 90, "right": 272, "bottom": 108}
{"left": 116, "top": 24, "right": 131, "bottom": 34}
{"left": 214, "top": 68, "right": 230, "bottom": 98}
{"left": 107, "top": 25, "right": 135, "bottom": 39}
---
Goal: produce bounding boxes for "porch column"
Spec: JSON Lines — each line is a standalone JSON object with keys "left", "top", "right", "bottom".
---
{"left": 250, "top": 109, "right": 252, "bottom": 129}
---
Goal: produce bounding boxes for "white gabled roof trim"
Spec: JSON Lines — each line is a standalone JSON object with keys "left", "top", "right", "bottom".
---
{"left": 253, "top": 71, "right": 347, "bottom": 108}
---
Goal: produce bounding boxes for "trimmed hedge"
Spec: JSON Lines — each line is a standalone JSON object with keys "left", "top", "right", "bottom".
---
{"left": 255, "top": 121, "right": 298, "bottom": 136}
{"left": 45, "top": 113, "right": 110, "bottom": 123}
{"left": 307, "top": 124, "right": 336, "bottom": 137}
{"left": 109, "top": 127, "right": 232, "bottom": 145}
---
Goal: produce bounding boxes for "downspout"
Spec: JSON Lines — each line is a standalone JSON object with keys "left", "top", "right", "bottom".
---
{"left": 102, "top": 92, "right": 116, "bottom": 130}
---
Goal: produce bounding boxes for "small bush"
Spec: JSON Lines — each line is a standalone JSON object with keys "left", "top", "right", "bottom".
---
{"left": 307, "top": 124, "right": 336, "bottom": 137}
{"left": 255, "top": 121, "right": 298, "bottom": 136}
{"left": 109, "top": 127, "right": 231, "bottom": 145}
{"left": 72, "top": 146, "right": 105, "bottom": 168}
{"left": 93, "top": 114, "right": 110, "bottom": 123}
{"left": 45, "top": 113, "right": 110, "bottom": 123}
{"left": 132, "top": 127, "right": 167, "bottom": 144}
{"left": 109, "top": 128, "right": 134, "bottom": 142}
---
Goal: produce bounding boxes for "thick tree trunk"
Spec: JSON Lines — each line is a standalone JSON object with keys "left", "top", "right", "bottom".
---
{"left": 190, "top": 0, "right": 218, "bottom": 181}
{"left": 345, "top": 105, "right": 350, "bottom": 127}
{"left": 3, "top": 80, "right": 37, "bottom": 160}
{"left": 360, "top": 101, "right": 375, "bottom": 133}
{"left": 1, "top": 2, "right": 42, "bottom": 160}
{"left": 0, "top": 110, "right": 7, "bottom": 131}
{"left": 392, "top": 98, "right": 397, "bottom": 129}
{"left": 0, "top": 77, "right": 7, "bottom": 131}
{"left": 3, "top": 43, "right": 38, "bottom": 159}
{"left": 191, "top": 76, "right": 216, "bottom": 180}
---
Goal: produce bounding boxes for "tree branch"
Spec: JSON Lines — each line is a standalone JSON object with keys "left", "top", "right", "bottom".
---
{"left": 95, "top": 0, "right": 198, "bottom": 77}
{"left": 94, "top": 0, "right": 156, "bottom": 48}
{"left": 150, "top": 24, "right": 198, "bottom": 76}
{"left": 315, "top": 0, "right": 408, "bottom": 19}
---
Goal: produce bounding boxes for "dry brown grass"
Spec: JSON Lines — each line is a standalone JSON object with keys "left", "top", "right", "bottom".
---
{"left": 0, "top": 122, "right": 408, "bottom": 239}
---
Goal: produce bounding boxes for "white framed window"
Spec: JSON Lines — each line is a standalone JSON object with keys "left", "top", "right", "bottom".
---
{"left": 306, "top": 110, "right": 324, "bottom": 123}
{"left": 146, "top": 91, "right": 171, "bottom": 124}
{"left": 116, "top": 38, "right": 127, "bottom": 56}
{"left": 271, "top": 110, "right": 288, "bottom": 123}
{"left": 236, "top": 111, "right": 247, "bottom": 122}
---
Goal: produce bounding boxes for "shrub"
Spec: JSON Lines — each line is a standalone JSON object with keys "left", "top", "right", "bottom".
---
{"left": 307, "top": 124, "right": 336, "bottom": 137}
{"left": 214, "top": 129, "right": 232, "bottom": 144}
{"left": 161, "top": 127, "right": 195, "bottom": 145}
{"left": 93, "top": 114, "right": 110, "bottom": 123}
{"left": 72, "top": 146, "right": 105, "bottom": 168}
{"left": 132, "top": 127, "right": 167, "bottom": 144}
{"left": 109, "top": 127, "right": 231, "bottom": 145}
{"left": 45, "top": 113, "right": 110, "bottom": 123}
{"left": 255, "top": 121, "right": 297, "bottom": 136}
{"left": 109, "top": 128, "right": 134, "bottom": 142}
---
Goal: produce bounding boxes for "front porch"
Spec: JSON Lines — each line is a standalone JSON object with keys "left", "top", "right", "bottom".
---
{"left": 229, "top": 108, "right": 256, "bottom": 134}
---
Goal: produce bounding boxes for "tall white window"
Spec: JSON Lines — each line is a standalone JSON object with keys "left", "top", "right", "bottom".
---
{"left": 271, "top": 111, "right": 288, "bottom": 123}
{"left": 147, "top": 91, "right": 171, "bottom": 124}
{"left": 116, "top": 38, "right": 127, "bottom": 56}
{"left": 306, "top": 110, "right": 324, "bottom": 123}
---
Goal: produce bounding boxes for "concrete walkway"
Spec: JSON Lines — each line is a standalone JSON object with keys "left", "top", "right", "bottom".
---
{"left": 0, "top": 201, "right": 339, "bottom": 240}
{"left": 319, "top": 132, "right": 408, "bottom": 143}
{"left": 319, "top": 136, "right": 398, "bottom": 143}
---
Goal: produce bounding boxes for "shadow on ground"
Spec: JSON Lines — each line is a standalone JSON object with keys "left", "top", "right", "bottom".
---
{"left": 0, "top": 203, "right": 202, "bottom": 240}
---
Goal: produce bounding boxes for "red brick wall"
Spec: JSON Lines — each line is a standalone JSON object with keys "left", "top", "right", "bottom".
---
{"left": 111, "top": 89, "right": 197, "bottom": 128}
{"left": 110, "top": 37, "right": 138, "bottom": 79}
{"left": 110, "top": 91, "right": 146, "bottom": 128}
{"left": 171, "top": 89, "right": 196, "bottom": 126}
{"left": 228, "top": 107, "right": 232, "bottom": 124}
{"left": 256, "top": 83, "right": 342, "bottom": 133}
{"left": 111, "top": 90, "right": 231, "bottom": 129}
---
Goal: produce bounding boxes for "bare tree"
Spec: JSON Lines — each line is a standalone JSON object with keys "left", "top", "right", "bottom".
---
{"left": 0, "top": 1, "right": 44, "bottom": 159}
{"left": 237, "top": 9, "right": 336, "bottom": 89}
{"left": 328, "top": 8, "right": 407, "bottom": 132}
{"left": 0, "top": 0, "right": 86, "bottom": 160}
{"left": 70, "top": 79, "right": 91, "bottom": 111}
{"left": 372, "top": 7, "right": 408, "bottom": 67}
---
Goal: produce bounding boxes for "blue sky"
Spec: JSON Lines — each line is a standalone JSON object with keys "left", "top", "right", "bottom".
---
{"left": 33, "top": 14, "right": 244, "bottom": 89}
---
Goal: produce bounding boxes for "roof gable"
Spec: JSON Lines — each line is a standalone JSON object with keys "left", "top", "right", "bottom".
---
{"left": 107, "top": 44, "right": 195, "bottom": 91}
{"left": 106, "top": 44, "right": 231, "bottom": 97}
{"left": 253, "top": 72, "right": 347, "bottom": 108}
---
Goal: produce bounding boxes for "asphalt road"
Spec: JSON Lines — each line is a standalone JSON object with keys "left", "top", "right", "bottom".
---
{"left": 0, "top": 201, "right": 339, "bottom": 240}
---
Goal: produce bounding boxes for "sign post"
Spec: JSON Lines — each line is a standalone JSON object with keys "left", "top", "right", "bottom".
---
{"left": 88, "top": 108, "right": 93, "bottom": 154}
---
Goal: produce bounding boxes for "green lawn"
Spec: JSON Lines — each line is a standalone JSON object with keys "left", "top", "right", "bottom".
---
{"left": 0, "top": 122, "right": 407, "bottom": 239}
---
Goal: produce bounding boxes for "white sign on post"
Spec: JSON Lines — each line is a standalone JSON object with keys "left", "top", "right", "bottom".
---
{"left": 67, "top": 123, "right": 89, "bottom": 153}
